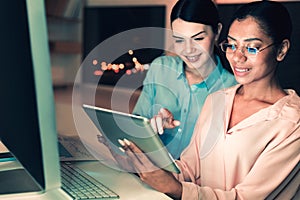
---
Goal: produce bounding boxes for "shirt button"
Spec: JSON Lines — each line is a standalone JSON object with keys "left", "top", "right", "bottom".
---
{"left": 178, "top": 128, "right": 182, "bottom": 133}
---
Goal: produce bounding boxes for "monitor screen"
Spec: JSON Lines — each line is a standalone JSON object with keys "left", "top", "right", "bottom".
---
{"left": 0, "top": 0, "right": 60, "bottom": 195}
{"left": 82, "top": 5, "right": 166, "bottom": 87}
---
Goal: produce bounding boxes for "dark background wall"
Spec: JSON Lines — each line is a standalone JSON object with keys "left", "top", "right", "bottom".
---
{"left": 217, "top": 2, "right": 300, "bottom": 95}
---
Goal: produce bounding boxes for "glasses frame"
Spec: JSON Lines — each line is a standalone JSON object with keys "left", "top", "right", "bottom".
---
{"left": 219, "top": 41, "right": 276, "bottom": 56}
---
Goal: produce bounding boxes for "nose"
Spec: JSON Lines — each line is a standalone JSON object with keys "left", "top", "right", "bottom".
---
{"left": 184, "top": 39, "right": 195, "bottom": 54}
{"left": 232, "top": 48, "right": 247, "bottom": 63}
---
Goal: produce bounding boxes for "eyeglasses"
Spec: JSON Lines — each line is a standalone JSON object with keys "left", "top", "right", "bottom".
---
{"left": 219, "top": 41, "right": 276, "bottom": 56}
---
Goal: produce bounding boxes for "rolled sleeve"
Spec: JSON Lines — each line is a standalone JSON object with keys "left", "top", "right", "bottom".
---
{"left": 181, "top": 182, "right": 237, "bottom": 200}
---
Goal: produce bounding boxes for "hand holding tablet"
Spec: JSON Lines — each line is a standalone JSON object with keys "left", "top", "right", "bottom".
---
{"left": 83, "top": 104, "right": 180, "bottom": 174}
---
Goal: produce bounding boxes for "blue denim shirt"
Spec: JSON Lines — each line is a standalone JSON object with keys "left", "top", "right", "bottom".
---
{"left": 133, "top": 55, "right": 237, "bottom": 159}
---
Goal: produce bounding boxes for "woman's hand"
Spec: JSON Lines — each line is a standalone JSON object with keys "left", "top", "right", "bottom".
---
{"left": 150, "top": 108, "right": 181, "bottom": 135}
{"left": 97, "top": 134, "right": 136, "bottom": 172}
{"left": 118, "top": 138, "right": 183, "bottom": 199}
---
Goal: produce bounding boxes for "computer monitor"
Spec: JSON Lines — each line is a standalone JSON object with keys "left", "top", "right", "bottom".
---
{"left": 0, "top": 0, "right": 60, "bottom": 196}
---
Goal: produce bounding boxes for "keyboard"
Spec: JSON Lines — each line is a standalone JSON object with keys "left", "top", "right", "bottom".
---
{"left": 61, "top": 162, "right": 119, "bottom": 200}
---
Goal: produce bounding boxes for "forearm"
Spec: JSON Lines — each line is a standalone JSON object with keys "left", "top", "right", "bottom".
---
{"left": 139, "top": 169, "right": 183, "bottom": 199}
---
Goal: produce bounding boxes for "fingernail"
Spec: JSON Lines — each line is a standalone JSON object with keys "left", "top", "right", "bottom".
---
{"left": 158, "top": 129, "right": 164, "bottom": 135}
{"left": 174, "top": 120, "right": 181, "bottom": 126}
{"left": 119, "top": 147, "right": 125, "bottom": 153}
{"left": 123, "top": 138, "right": 131, "bottom": 146}
{"left": 118, "top": 139, "right": 125, "bottom": 146}
{"left": 98, "top": 137, "right": 104, "bottom": 142}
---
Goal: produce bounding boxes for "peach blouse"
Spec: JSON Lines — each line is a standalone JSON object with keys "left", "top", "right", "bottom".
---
{"left": 175, "top": 85, "right": 300, "bottom": 199}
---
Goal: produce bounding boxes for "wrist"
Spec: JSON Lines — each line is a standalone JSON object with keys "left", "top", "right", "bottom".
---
{"left": 166, "top": 181, "right": 182, "bottom": 199}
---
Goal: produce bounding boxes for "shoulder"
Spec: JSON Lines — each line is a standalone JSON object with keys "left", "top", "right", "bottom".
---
{"left": 143, "top": 55, "right": 182, "bottom": 82}
{"left": 145, "top": 55, "right": 183, "bottom": 78}
{"left": 282, "top": 90, "right": 300, "bottom": 122}
{"left": 286, "top": 89, "right": 300, "bottom": 106}
{"left": 204, "top": 85, "right": 239, "bottom": 108}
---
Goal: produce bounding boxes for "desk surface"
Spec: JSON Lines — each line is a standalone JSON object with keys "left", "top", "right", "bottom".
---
{"left": 0, "top": 160, "right": 172, "bottom": 200}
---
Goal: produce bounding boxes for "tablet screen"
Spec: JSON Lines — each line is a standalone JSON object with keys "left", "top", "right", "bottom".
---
{"left": 83, "top": 104, "right": 180, "bottom": 174}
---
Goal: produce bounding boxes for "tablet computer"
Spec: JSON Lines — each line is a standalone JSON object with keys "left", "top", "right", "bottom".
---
{"left": 82, "top": 104, "right": 180, "bottom": 174}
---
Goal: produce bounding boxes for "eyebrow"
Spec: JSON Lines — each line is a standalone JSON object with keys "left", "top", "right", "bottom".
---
{"left": 227, "top": 35, "right": 263, "bottom": 43}
{"left": 172, "top": 31, "right": 206, "bottom": 39}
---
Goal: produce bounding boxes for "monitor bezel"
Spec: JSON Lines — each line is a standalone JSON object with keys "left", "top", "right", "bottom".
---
{"left": 0, "top": 0, "right": 60, "bottom": 196}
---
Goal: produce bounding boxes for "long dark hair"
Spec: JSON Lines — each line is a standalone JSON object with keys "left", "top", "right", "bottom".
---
{"left": 229, "top": 1, "right": 292, "bottom": 45}
{"left": 170, "top": 0, "right": 232, "bottom": 71}
{"left": 170, "top": 0, "right": 219, "bottom": 34}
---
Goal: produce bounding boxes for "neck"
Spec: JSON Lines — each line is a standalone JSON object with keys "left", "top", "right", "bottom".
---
{"left": 238, "top": 79, "right": 286, "bottom": 103}
{"left": 184, "top": 56, "right": 217, "bottom": 84}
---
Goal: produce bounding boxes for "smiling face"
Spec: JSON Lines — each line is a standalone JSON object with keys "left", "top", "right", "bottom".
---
{"left": 226, "top": 17, "right": 279, "bottom": 86}
{"left": 171, "top": 18, "right": 219, "bottom": 70}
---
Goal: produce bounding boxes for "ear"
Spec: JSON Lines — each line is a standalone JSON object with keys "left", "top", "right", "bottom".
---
{"left": 277, "top": 39, "right": 290, "bottom": 61}
{"left": 214, "top": 22, "right": 222, "bottom": 42}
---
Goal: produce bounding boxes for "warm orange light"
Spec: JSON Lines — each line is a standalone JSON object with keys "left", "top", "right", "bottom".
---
{"left": 144, "top": 64, "right": 150, "bottom": 70}
{"left": 101, "top": 65, "right": 107, "bottom": 71}
{"left": 112, "top": 64, "right": 118, "bottom": 70}
{"left": 94, "top": 70, "right": 103, "bottom": 76}
{"left": 93, "top": 49, "right": 151, "bottom": 77}
{"left": 92, "top": 59, "right": 98, "bottom": 65}
{"left": 126, "top": 69, "right": 132, "bottom": 75}
{"left": 119, "top": 63, "right": 125, "bottom": 69}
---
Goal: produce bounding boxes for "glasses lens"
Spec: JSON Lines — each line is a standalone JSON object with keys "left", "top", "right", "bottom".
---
{"left": 246, "top": 47, "right": 258, "bottom": 55}
{"left": 221, "top": 43, "right": 235, "bottom": 53}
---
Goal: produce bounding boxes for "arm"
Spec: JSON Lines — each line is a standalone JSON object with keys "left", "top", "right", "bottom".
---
{"left": 132, "top": 59, "right": 157, "bottom": 118}
{"left": 174, "top": 108, "right": 300, "bottom": 199}
{"left": 132, "top": 83, "right": 154, "bottom": 118}
{"left": 134, "top": 57, "right": 180, "bottom": 134}
{"left": 127, "top": 89, "right": 300, "bottom": 199}
{"left": 118, "top": 138, "right": 183, "bottom": 199}
{"left": 167, "top": 92, "right": 300, "bottom": 199}
{"left": 117, "top": 124, "right": 300, "bottom": 200}
{"left": 177, "top": 128, "right": 300, "bottom": 200}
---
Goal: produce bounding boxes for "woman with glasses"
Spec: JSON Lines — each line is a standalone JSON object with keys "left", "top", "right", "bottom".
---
{"left": 118, "top": 1, "right": 300, "bottom": 199}
{"left": 132, "top": 0, "right": 236, "bottom": 159}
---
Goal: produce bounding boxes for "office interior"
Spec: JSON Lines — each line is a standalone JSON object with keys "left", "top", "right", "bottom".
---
{"left": 50, "top": 0, "right": 300, "bottom": 134}
{"left": 0, "top": 0, "right": 299, "bottom": 199}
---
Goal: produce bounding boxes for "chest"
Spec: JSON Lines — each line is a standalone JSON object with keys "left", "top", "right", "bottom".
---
{"left": 201, "top": 118, "right": 293, "bottom": 170}
{"left": 228, "top": 97, "right": 271, "bottom": 130}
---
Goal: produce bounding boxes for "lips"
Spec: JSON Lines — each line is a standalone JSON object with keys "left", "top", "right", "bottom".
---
{"left": 233, "top": 67, "right": 251, "bottom": 77}
{"left": 185, "top": 55, "right": 200, "bottom": 62}
{"left": 235, "top": 68, "right": 250, "bottom": 72}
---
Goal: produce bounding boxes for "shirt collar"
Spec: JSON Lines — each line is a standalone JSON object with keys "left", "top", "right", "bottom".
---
{"left": 202, "top": 55, "right": 223, "bottom": 90}
{"left": 190, "top": 55, "right": 224, "bottom": 90}
{"left": 174, "top": 56, "right": 185, "bottom": 79}
{"left": 227, "top": 86, "right": 300, "bottom": 133}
